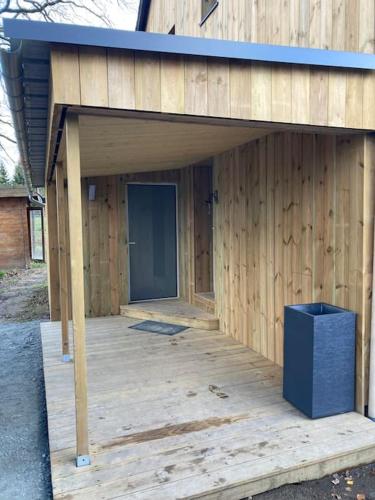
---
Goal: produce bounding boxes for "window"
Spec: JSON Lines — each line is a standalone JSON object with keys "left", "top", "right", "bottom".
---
{"left": 28, "top": 208, "right": 44, "bottom": 261}
{"left": 200, "top": 0, "right": 218, "bottom": 26}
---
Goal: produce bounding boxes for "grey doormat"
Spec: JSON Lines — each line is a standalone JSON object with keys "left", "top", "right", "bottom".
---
{"left": 129, "top": 320, "right": 188, "bottom": 335}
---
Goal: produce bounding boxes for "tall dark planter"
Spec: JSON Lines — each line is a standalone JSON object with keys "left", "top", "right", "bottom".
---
{"left": 283, "top": 303, "right": 356, "bottom": 419}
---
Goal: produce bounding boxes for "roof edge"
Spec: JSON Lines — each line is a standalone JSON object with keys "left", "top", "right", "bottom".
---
{"left": 1, "top": 46, "right": 33, "bottom": 193}
{"left": 136, "top": 0, "right": 151, "bottom": 31}
{"left": 3, "top": 18, "right": 375, "bottom": 70}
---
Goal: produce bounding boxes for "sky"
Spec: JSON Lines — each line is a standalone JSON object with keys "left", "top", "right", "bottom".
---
{"left": 0, "top": 0, "right": 140, "bottom": 177}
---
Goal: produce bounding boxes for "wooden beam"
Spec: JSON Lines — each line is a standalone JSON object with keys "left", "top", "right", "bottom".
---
{"left": 108, "top": 177, "right": 120, "bottom": 315}
{"left": 45, "top": 182, "right": 60, "bottom": 321}
{"left": 55, "top": 162, "right": 71, "bottom": 361}
{"left": 65, "top": 113, "right": 90, "bottom": 466}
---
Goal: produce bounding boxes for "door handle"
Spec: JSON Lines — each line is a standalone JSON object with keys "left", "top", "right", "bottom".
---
{"left": 128, "top": 241, "right": 136, "bottom": 245}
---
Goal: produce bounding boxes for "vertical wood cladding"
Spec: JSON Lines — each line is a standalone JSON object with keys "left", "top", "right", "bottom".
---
{"left": 146, "top": 0, "right": 375, "bottom": 54}
{"left": 60, "top": 131, "right": 373, "bottom": 411}
{"left": 193, "top": 165, "right": 214, "bottom": 293}
{"left": 50, "top": 42, "right": 375, "bottom": 133}
{"left": 79, "top": 168, "right": 193, "bottom": 317}
{"left": 0, "top": 197, "right": 30, "bottom": 269}
{"left": 213, "top": 132, "right": 374, "bottom": 410}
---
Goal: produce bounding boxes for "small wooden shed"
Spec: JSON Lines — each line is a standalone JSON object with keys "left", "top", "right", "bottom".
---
{"left": 0, "top": 186, "right": 45, "bottom": 269}
{"left": 2, "top": 3, "right": 375, "bottom": 497}
{"left": 0, "top": 187, "right": 30, "bottom": 269}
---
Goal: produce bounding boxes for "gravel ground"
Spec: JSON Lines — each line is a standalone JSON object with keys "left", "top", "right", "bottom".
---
{"left": 0, "top": 321, "right": 52, "bottom": 500}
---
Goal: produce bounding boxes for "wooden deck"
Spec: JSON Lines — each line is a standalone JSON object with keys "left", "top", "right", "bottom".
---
{"left": 41, "top": 317, "right": 375, "bottom": 499}
{"left": 120, "top": 299, "right": 219, "bottom": 330}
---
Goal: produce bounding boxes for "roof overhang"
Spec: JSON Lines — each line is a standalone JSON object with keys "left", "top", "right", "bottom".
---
{"left": 4, "top": 18, "right": 375, "bottom": 70}
{"left": 2, "top": 18, "right": 375, "bottom": 187}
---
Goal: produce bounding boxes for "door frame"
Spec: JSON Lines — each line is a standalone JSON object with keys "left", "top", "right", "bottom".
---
{"left": 126, "top": 182, "right": 179, "bottom": 303}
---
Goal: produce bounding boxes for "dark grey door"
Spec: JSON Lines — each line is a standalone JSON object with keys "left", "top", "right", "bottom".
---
{"left": 128, "top": 184, "right": 178, "bottom": 302}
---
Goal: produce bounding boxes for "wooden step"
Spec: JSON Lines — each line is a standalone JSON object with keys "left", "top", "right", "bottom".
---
{"left": 120, "top": 299, "right": 219, "bottom": 330}
{"left": 192, "top": 292, "right": 216, "bottom": 314}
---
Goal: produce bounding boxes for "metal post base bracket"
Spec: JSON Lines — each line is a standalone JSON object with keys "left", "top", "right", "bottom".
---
{"left": 62, "top": 354, "right": 73, "bottom": 363}
{"left": 76, "top": 455, "right": 91, "bottom": 467}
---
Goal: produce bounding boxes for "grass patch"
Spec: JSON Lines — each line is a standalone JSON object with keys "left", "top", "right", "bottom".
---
{"left": 30, "top": 261, "right": 46, "bottom": 269}
{"left": 0, "top": 270, "right": 6, "bottom": 280}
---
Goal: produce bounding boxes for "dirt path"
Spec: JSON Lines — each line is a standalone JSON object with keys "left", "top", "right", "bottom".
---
{"left": 0, "top": 264, "right": 49, "bottom": 322}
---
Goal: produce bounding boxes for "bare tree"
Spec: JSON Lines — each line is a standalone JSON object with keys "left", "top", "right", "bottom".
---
{"left": 0, "top": 0, "right": 137, "bottom": 177}
{"left": 0, "top": 0, "right": 136, "bottom": 35}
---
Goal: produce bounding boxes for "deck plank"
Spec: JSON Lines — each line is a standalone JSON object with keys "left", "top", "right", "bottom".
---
{"left": 41, "top": 317, "right": 375, "bottom": 499}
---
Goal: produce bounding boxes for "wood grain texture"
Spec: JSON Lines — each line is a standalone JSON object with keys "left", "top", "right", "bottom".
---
{"left": 50, "top": 46, "right": 371, "bottom": 131}
{"left": 135, "top": 53, "right": 161, "bottom": 112}
{"left": 0, "top": 197, "right": 30, "bottom": 270}
{"left": 160, "top": 54, "right": 185, "bottom": 114}
{"left": 52, "top": 124, "right": 372, "bottom": 412}
{"left": 41, "top": 316, "right": 375, "bottom": 499}
{"left": 55, "top": 164, "right": 70, "bottom": 356}
{"left": 107, "top": 49, "right": 135, "bottom": 110}
{"left": 50, "top": 45, "right": 80, "bottom": 105}
{"left": 120, "top": 299, "right": 219, "bottom": 330}
{"left": 46, "top": 182, "right": 60, "bottom": 321}
{"left": 78, "top": 115, "right": 270, "bottom": 177}
{"left": 362, "top": 135, "right": 375, "bottom": 409}
{"left": 65, "top": 114, "right": 89, "bottom": 458}
{"left": 146, "top": 0, "right": 375, "bottom": 55}
{"left": 79, "top": 46, "right": 108, "bottom": 107}
{"left": 212, "top": 132, "right": 371, "bottom": 413}
{"left": 78, "top": 169, "right": 195, "bottom": 318}
{"left": 193, "top": 165, "right": 213, "bottom": 293}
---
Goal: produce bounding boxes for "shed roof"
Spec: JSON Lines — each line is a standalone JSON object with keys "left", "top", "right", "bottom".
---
{"left": 0, "top": 187, "right": 28, "bottom": 198}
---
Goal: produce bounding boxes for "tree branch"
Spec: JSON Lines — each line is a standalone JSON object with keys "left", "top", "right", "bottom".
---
{"left": 0, "top": 132, "right": 16, "bottom": 143}
{"left": 0, "top": 141, "right": 16, "bottom": 163}
{"left": 1, "top": 0, "right": 66, "bottom": 15}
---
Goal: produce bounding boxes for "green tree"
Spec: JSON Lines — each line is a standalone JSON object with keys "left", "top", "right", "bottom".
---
{"left": 0, "top": 163, "right": 10, "bottom": 185}
{"left": 13, "top": 164, "right": 25, "bottom": 185}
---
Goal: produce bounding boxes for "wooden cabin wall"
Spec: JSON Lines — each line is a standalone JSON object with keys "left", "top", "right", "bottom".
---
{"left": 0, "top": 196, "right": 30, "bottom": 269}
{"left": 146, "top": 0, "right": 375, "bottom": 54}
{"left": 212, "top": 132, "right": 375, "bottom": 411}
{"left": 49, "top": 46, "right": 375, "bottom": 134}
{"left": 76, "top": 168, "right": 194, "bottom": 317}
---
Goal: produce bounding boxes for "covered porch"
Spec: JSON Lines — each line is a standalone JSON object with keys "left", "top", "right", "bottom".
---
{"left": 44, "top": 107, "right": 375, "bottom": 492}
{"left": 42, "top": 316, "right": 375, "bottom": 499}
{"left": 3, "top": 17, "right": 375, "bottom": 499}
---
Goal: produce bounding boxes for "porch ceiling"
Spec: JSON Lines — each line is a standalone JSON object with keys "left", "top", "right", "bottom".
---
{"left": 76, "top": 115, "right": 272, "bottom": 177}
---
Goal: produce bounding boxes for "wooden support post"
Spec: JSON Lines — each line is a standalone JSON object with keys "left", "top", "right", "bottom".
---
{"left": 55, "top": 163, "right": 71, "bottom": 362}
{"left": 65, "top": 113, "right": 90, "bottom": 467}
{"left": 45, "top": 182, "right": 60, "bottom": 320}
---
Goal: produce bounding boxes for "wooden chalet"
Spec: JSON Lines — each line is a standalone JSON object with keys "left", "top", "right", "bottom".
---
{"left": 2, "top": 1, "right": 375, "bottom": 497}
